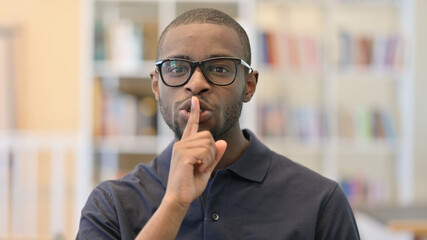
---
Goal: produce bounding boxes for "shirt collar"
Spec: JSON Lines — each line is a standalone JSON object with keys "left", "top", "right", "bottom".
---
{"left": 227, "top": 129, "right": 272, "bottom": 183}
{"left": 156, "top": 129, "right": 272, "bottom": 185}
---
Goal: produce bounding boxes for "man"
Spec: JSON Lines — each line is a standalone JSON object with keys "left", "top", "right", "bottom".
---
{"left": 77, "top": 8, "right": 360, "bottom": 240}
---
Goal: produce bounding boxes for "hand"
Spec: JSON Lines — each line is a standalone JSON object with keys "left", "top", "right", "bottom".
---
{"left": 165, "top": 96, "right": 227, "bottom": 208}
{"left": 136, "top": 97, "right": 227, "bottom": 240}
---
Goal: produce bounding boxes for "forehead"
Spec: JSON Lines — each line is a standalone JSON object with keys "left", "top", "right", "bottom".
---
{"left": 159, "top": 23, "right": 243, "bottom": 60}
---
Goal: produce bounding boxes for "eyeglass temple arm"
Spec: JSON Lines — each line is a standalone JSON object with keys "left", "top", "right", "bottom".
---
{"left": 240, "top": 59, "right": 253, "bottom": 73}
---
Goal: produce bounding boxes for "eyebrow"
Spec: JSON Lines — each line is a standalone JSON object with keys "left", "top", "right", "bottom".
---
{"left": 166, "top": 55, "right": 190, "bottom": 60}
{"left": 165, "top": 54, "right": 236, "bottom": 61}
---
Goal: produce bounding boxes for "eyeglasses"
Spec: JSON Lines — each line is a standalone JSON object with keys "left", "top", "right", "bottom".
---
{"left": 155, "top": 57, "right": 253, "bottom": 87}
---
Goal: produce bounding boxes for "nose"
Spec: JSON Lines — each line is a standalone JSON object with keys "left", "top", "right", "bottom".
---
{"left": 184, "top": 66, "right": 211, "bottom": 95}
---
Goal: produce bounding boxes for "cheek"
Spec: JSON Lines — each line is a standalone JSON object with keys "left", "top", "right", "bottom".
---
{"left": 158, "top": 87, "right": 172, "bottom": 110}
{"left": 158, "top": 85, "right": 173, "bottom": 102}
{"left": 234, "top": 78, "right": 247, "bottom": 97}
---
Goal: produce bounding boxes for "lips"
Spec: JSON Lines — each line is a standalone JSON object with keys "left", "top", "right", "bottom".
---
{"left": 178, "top": 98, "right": 214, "bottom": 123}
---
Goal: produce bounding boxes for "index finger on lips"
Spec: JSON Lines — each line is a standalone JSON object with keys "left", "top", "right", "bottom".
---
{"left": 182, "top": 96, "right": 200, "bottom": 139}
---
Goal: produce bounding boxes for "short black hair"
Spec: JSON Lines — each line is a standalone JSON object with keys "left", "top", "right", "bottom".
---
{"left": 156, "top": 8, "right": 252, "bottom": 65}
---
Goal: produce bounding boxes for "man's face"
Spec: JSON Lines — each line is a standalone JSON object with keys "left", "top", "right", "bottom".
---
{"left": 151, "top": 23, "right": 255, "bottom": 140}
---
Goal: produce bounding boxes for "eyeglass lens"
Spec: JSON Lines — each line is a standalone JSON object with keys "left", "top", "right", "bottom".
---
{"left": 161, "top": 59, "right": 237, "bottom": 86}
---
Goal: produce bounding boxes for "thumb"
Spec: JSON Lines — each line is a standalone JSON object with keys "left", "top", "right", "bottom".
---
{"left": 200, "top": 140, "right": 227, "bottom": 174}
{"left": 213, "top": 140, "right": 227, "bottom": 166}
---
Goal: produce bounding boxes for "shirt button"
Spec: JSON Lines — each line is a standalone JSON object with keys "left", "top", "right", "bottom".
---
{"left": 211, "top": 213, "right": 220, "bottom": 221}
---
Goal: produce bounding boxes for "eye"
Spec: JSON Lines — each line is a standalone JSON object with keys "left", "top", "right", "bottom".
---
{"left": 210, "top": 66, "right": 229, "bottom": 74}
{"left": 205, "top": 59, "right": 235, "bottom": 77}
{"left": 207, "top": 64, "right": 233, "bottom": 75}
{"left": 169, "top": 66, "right": 185, "bottom": 73}
{"left": 165, "top": 61, "right": 189, "bottom": 75}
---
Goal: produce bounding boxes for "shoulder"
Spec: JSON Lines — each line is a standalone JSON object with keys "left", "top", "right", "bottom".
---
{"left": 81, "top": 156, "right": 168, "bottom": 219}
{"left": 78, "top": 158, "right": 167, "bottom": 239}
{"left": 270, "top": 151, "right": 336, "bottom": 188}
{"left": 242, "top": 129, "right": 337, "bottom": 193}
{"left": 253, "top": 141, "right": 342, "bottom": 209}
{"left": 94, "top": 159, "right": 166, "bottom": 203}
{"left": 267, "top": 151, "right": 359, "bottom": 238}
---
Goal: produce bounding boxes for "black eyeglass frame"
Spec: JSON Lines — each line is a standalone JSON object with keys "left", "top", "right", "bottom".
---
{"left": 155, "top": 57, "right": 253, "bottom": 87}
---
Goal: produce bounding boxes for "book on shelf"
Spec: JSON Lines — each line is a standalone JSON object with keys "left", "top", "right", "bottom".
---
{"left": 94, "top": 18, "right": 158, "bottom": 71}
{"left": 295, "top": 108, "right": 311, "bottom": 141}
{"left": 301, "top": 35, "right": 321, "bottom": 71}
{"left": 339, "top": 31, "right": 352, "bottom": 69}
{"left": 355, "top": 108, "right": 372, "bottom": 141}
{"left": 142, "top": 22, "right": 158, "bottom": 61}
{"left": 94, "top": 152, "right": 157, "bottom": 182}
{"left": 356, "top": 35, "right": 373, "bottom": 67}
{"left": 338, "top": 30, "right": 404, "bottom": 71}
{"left": 94, "top": 19, "right": 106, "bottom": 61}
{"left": 258, "top": 100, "right": 287, "bottom": 137}
{"left": 372, "top": 109, "right": 386, "bottom": 139}
{"left": 293, "top": 107, "right": 330, "bottom": 142}
{"left": 258, "top": 30, "right": 321, "bottom": 73}
{"left": 338, "top": 108, "right": 356, "bottom": 139}
{"left": 102, "top": 91, "right": 138, "bottom": 137}
{"left": 93, "top": 77, "right": 103, "bottom": 137}
{"left": 288, "top": 34, "right": 301, "bottom": 70}
{"left": 339, "top": 107, "right": 397, "bottom": 143}
{"left": 105, "top": 19, "right": 143, "bottom": 72}
{"left": 94, "top": 151, "right": 119, "bottom": 182}
{"left": 258, "top": 101, "right": 397, "bottom": 144}
{"left": 93, "top": 78, "right": 158, "bottom": 138}
{"left": 136, "top": 96, "right": 157, "bottom": 136}
{"left": 258, "top": 101, "right": 329, "bottom": 142}
{"left": 340, "top": 176, "right": 389, "bottom": 206}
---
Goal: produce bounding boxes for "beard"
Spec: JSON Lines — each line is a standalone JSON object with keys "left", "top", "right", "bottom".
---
{"left": 158, "top": 91, "right": 245, "bottom": 141}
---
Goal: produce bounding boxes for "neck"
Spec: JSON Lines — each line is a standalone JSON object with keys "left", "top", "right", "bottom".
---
{"left": 214, "top": 127, "right": 249, "bottom": 171}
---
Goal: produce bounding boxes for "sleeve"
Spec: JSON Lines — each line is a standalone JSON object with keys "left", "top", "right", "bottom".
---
{"left": 315, "top": 184, "right": 361, "bottom": 240}
{"left": 76, "top": 185, "right": 122, "bottom": 240}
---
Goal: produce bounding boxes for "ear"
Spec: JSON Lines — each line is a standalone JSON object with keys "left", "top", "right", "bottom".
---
{"left": 150, "top": 70, "right": 160, "bottom": 101}
{"left": 243, "top": 70, "right": 258, "bottom": 103}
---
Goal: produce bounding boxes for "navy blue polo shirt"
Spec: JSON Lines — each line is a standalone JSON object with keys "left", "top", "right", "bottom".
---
{"left": 77, "top": 130, "right": 360, "bottom": 239}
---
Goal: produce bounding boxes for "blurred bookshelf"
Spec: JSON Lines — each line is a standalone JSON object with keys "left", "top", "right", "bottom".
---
{"left": 86, "top": 0, "right": 414, "bottom": 207}
{"left": 255, "top": 0, "right": 411, "bottom": 207}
